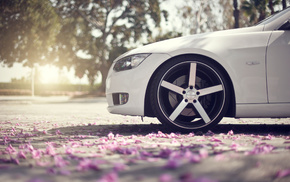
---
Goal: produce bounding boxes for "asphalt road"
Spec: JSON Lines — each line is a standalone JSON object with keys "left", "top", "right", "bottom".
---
{"left": 0, "top": 96, "right": 290, "bottom": 182}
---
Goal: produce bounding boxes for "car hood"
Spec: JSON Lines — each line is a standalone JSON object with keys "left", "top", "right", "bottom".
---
{"left": 120, "top": 25, "right": 264, "bottom": 58}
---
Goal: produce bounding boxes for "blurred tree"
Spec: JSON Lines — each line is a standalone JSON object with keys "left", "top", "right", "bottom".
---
{"left": 147, "top": 31, "right": 182, "bottom": 43}
{"left": 0, "top": 0, "right": 61, "bottom": 67}
{"left": 58, "top": 71, "right": 71, "bottom": 84}
{"left": 269, "top": 0, "right": 275, "bottom": 14}
{"left": 241, "top": 0, "right": 281, "bottom": 25}
{"left": 11, "top": 77, "right": 29, "bottom": 84}
{"left": 220, "top": 0, "right": 236, "bottom": 29}
{"left": 54, "top": 0, "right": 167, "bottom": 92}
{"left": 178, "top": 0, "right": 233, "bottom": 35}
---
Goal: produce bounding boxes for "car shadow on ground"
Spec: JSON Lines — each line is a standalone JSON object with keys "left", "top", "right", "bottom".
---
{"left": 49, "top": 123, "right": 290, "bottom": 137}
{"left": 212, "top": 124, "right": 290, "bottom": 135}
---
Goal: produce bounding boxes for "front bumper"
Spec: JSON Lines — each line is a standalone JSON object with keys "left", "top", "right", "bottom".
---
{"left": 106, "top": 53, "right": 171, "bottom": 116}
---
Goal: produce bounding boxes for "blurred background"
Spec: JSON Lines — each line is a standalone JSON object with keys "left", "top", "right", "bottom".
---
{"left": 0, "top": 0, "right": 289, "bottom": 97}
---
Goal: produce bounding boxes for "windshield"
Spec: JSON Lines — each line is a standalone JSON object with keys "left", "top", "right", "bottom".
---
{"left": 256, "top": 7, "right": 290, "bottom": 25}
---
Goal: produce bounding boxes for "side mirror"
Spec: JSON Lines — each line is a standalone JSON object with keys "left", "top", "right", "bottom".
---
{"left": 279, "top": 19, "right": 290, "bottom": 30}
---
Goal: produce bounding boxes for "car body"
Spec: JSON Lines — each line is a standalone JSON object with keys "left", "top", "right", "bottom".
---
{"left": 106, "top": 8, "right": 290, "bottom": 132}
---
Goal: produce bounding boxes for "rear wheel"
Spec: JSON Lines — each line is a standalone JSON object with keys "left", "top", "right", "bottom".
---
{"left": 150, "top": 56, "right": 230, "bottom": 132}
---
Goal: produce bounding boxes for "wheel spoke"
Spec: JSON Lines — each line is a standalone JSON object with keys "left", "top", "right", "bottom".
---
{"left": 199, "top": 84, "right": 223, "bottom": 97}
{"left": 169, "top": 99, "right": 188, "bottom": 121}
{"left": 192, "top": 100, "right": 211, "bottom": 123}
{"left": 161, "top": 80, "right": 184, "bottom": 95}
{"left": 188, "top": 63, "right": 197, "bottom": 87}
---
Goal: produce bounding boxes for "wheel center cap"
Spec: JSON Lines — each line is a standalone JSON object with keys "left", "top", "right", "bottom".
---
{"left": 186, "top": 90, "right": 196, "bottom": 99}
{"left": 184, "top": 87, "right": 198, "bottom": 102}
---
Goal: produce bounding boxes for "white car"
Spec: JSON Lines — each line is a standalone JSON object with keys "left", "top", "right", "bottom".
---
{"left": 106, "top": 8, "right": 290, "bottom": 132}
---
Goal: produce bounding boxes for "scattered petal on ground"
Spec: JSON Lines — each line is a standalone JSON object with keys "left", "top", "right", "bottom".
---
{"left": 159, "top": 173, "right": 174, "bottom": 182}
{"left": 0, "top": 108, "right": 289, "bottom": 182}
{"left": 276, "top": 169, "right": 290, "bottom": 178}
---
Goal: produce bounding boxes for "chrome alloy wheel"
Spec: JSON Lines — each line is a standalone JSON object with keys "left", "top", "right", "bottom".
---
{"left": 151, "top": 57, "right": 230, "bottom": 132}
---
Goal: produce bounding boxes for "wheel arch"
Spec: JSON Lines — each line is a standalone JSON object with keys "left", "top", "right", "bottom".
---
{"left": 144, "top": 54, "right": 236, "bottom": 118}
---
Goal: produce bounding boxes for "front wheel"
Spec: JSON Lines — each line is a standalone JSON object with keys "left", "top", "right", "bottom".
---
{"left": 150, "top": 56, "right": 230, "bottom": 132}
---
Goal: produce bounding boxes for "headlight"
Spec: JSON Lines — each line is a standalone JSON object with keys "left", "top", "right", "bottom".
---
{"left": 113, "top": 53, "right": 150, "bottom": 72}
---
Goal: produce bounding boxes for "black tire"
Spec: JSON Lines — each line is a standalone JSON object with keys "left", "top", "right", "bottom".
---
{"left": 150, "top": 56, "right": 230, "bottom": 132}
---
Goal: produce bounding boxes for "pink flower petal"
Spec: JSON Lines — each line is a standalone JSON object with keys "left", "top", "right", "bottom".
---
{"left": 65, "top": 147, "right": 74, "bottom": 155}
{"left": 77, "top": 158, "right": 105, "bottom": 171}
{"left": 262, "top": 134, "right": 274, "bottom": 140}
{"left": 196, "top": 139, "right": 206, "bottom": 142}
{"left": 190, "top": 154, "right": 202, "bottom": 163}
{"left": 179, "top": 172, "right": 195, "bottom": 181}
{"left": 158, "top": 148, "right": 172, "bottom": 158}
{"left": 187, "top": 133, "right": 195, "bottom": 137}
{"left": 32, "top": 149, "right": 43, "bottom": 159}
{"left": 54, "top": 155, "right": 69, "bottom": 168}
{"left": 276, "top": 169, "right": 290, "bottom": 178}
{"left": 245, "top": 144, "right": 275, "bottom": 155}
{"left": 135, "top": 139, "right": 142, "bottom": 144}
{"left": 227, "top": 130, "right": 234, "bottom": 136}
{"left": 58, "top": 168, "right": 71, "bottom": 176}
{"left": 17, "top": 150, "right": 26, "bottom": 159}
{"left": 10, "top": 157, "right": 19, "bottom": 165}
{"left": 164, "top": 158, "right": 181, "bottom": 169}
{"left": 36, "top": 160, "right": 51, "bottom": 167}
{"left": 45, "top": 144, "right": 56, "bottom": 156}
{"left": 230, "top": 142, "right": 240, "bottom": 150}
{"left": 108, "top": 132, "right": 115, "bottom": 140}
{"left": 6, "top": 144, "right": 16, "bottom": 154}
{"left": 113, "top": 163, "right": 127, "bottom": 172}
{"left": 159, "top": 173, "right": 174, "bottom": 182}
{"left": 215, "top": 154, "right": 226, "bottom": 161}
{"left": 98, "top": 171, "right": 118, "bottom": 182}
{"left": 205, "top": 130, "right": 215, "bottom": 136}
{"left": 55, "top": 130, "right": 62, "bottom": 135}
{"left": 209, "top": 137, "right": 222, "bottom": 142}
{"left": 47, "top": 167, "right": 57, "bottom": 174}
{"left": 199, "top": 149, "right": 208, "bottom": 159}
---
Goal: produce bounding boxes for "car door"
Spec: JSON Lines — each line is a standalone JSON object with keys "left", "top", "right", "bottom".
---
{"left": 266, "top": 19, "right": 290, "bottom": 103}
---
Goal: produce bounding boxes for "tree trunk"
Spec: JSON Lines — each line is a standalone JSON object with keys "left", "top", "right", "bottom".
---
{"left": 31, "top": 66, "right": 35, "bottom": 97}
{"left": 259, "top": 11, "right": 266, "bottom": 22}
{"left": 269, "top": 0, "right": 274, "bottom": 14}
{"left": 282, "top": 0, "right": 287, "bottom": 9}
{"left": 88, "top": 75, "right": 95, "bottom": 91}
{"left": 98, "top": 64, "right": 110, "bottom": 93}
{"left": 233, "top": 0, "right": 239, "bottom": 28}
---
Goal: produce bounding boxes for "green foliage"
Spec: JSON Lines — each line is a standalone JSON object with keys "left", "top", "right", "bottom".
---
{"left": 11, "top": 77, "right": 30, "bottom": 84}
{"left": 178, "top": 0, "right": 232, "bottom": 34}
{"left": 147, "top": 31, "right": 182, "bottom": 44}
{"left": 0, "top": 0, "right": 61, "bottom": 67}
{"left": 241, "top": 0, "right": 281, "bottom": 24}
{"left": 54, "top": 0, "right": 166, "bottom": 91}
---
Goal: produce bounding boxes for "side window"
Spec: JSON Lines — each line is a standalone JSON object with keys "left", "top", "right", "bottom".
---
{"left": 279, "top": 19, "right": 290, "bottom": 30}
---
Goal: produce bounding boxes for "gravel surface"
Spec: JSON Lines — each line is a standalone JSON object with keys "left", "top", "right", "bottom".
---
{"left": 0, "top": 96, "right": 290, "bottom": 182}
